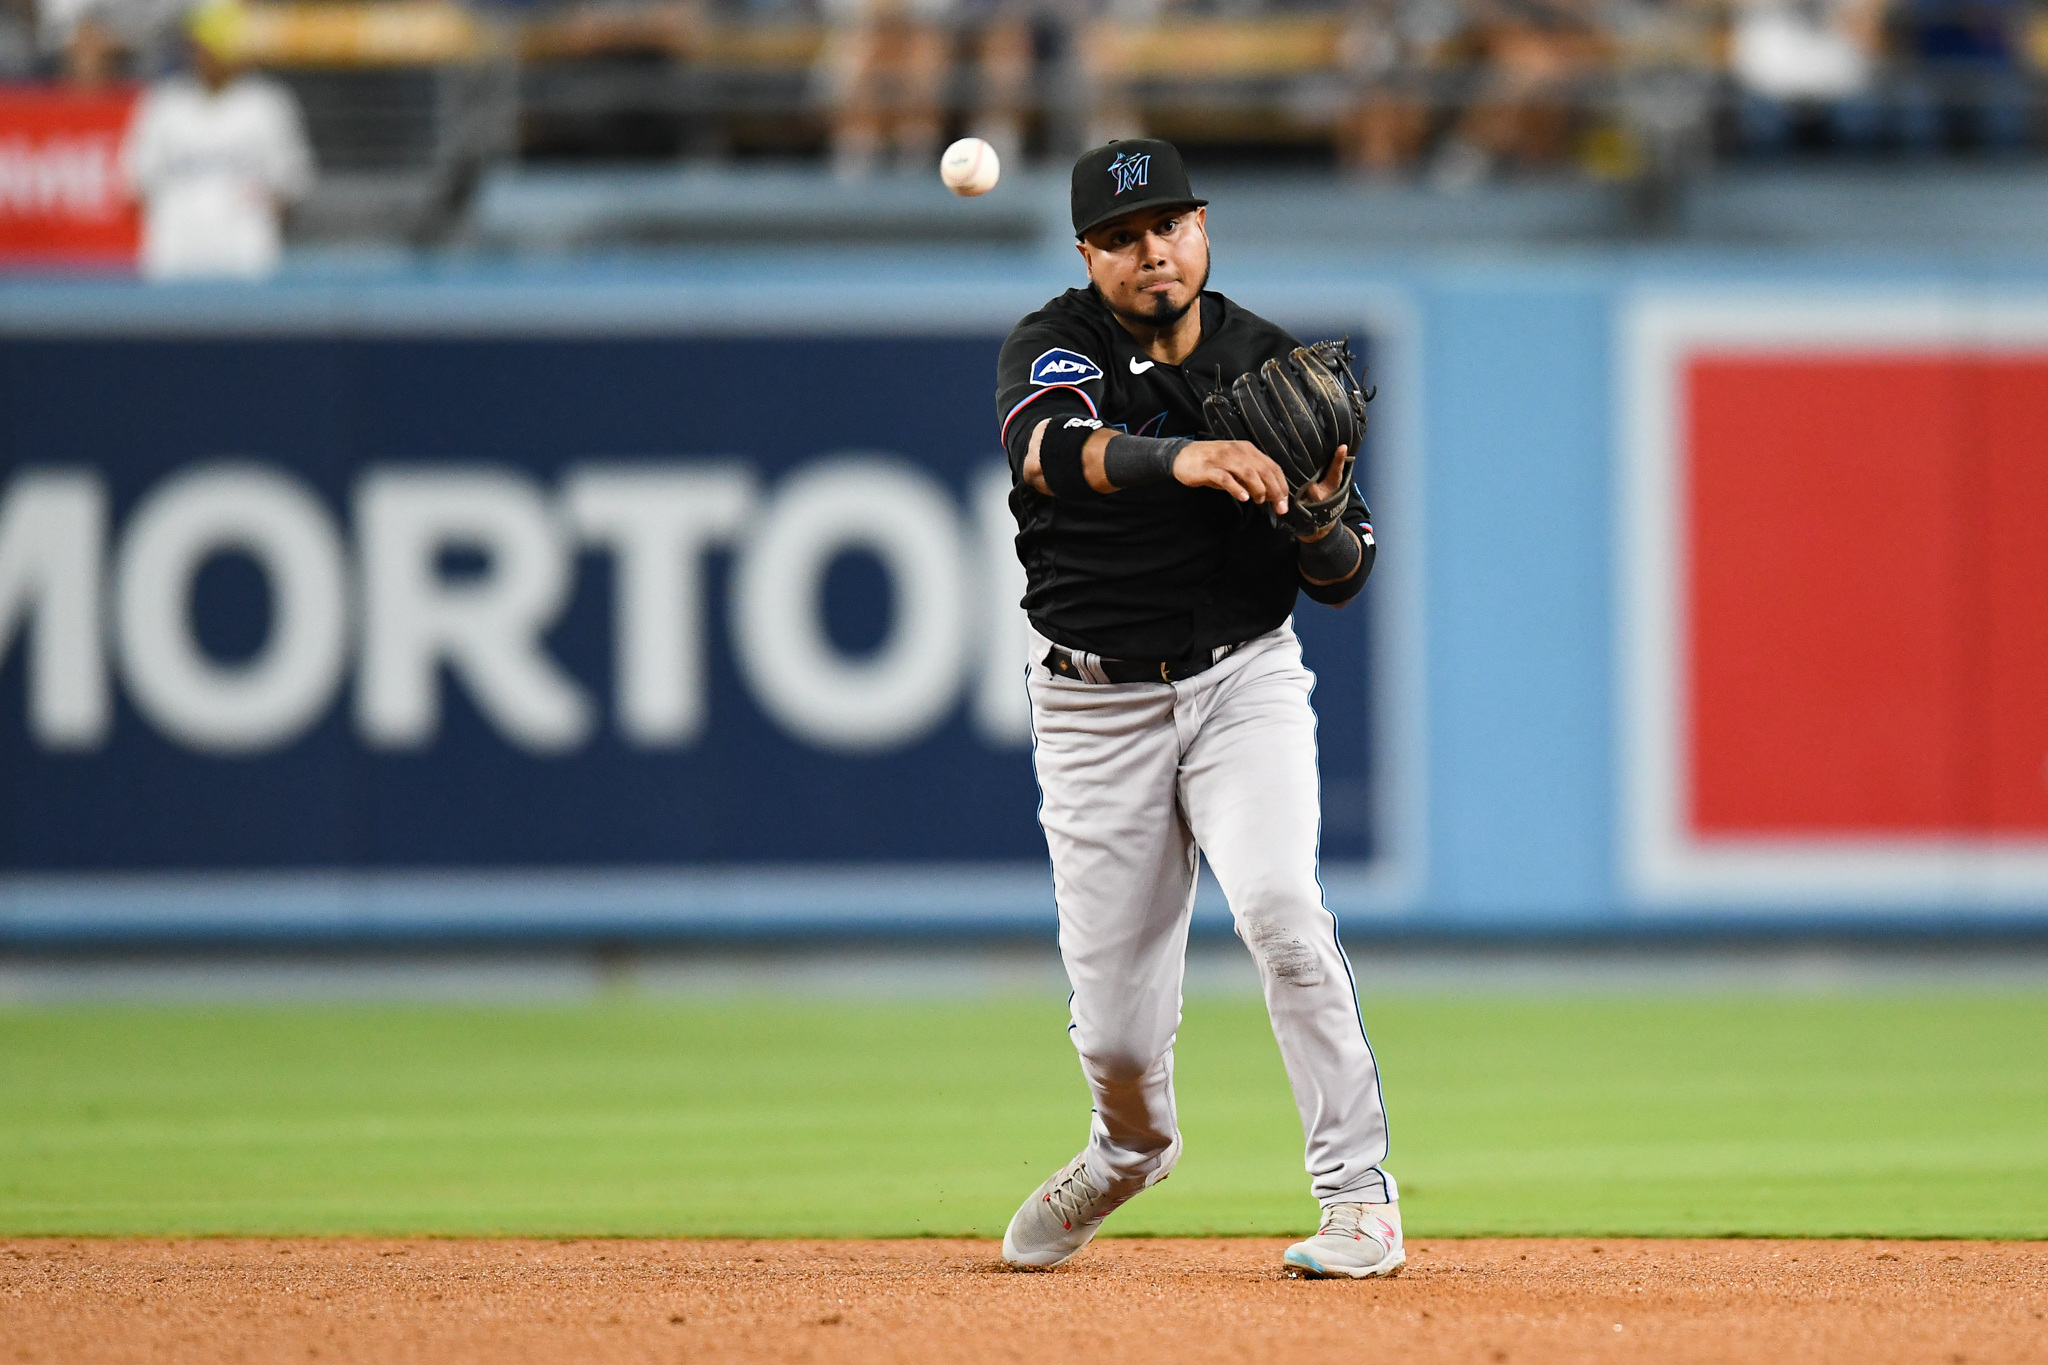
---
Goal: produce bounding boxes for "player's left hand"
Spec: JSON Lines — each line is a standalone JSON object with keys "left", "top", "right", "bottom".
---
{"left": 1297, "top": 446, "right": 1349, "bottom": 542}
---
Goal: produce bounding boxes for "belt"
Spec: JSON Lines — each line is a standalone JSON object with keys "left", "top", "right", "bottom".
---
{"left": 1041, "top": 641, "right": 1241, "bottom": 685}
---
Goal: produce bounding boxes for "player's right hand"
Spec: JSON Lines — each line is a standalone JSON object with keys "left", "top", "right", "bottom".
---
{"left": 1172, "top": 440, "right": 1292, "bottom": 512}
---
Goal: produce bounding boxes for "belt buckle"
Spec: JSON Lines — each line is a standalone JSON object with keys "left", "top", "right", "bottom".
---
{"left": 1160, "top": 661, "right": 1172, "bottom": 683}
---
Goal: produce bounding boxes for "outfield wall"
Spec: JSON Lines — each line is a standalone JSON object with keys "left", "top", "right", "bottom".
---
{"left": 5, "top": 249, "right": 2048, "bottom": 940}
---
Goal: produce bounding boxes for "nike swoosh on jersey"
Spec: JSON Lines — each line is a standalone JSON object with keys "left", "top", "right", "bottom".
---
{"left": 1129, "top": 356, "right": 1155, "bottom": 374}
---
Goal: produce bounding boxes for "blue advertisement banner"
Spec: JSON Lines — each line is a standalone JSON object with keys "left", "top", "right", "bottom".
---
{"left": 1, "top": 331, "right": 1375, "bottom": 877}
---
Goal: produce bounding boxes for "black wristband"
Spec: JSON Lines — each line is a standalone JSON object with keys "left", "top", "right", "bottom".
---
{"left": 1102, "top": 433, "right": 1191, "bottom": 490}
{"left": 1037, "top": 417, "right": 1098, "bottom": 499}
{"left": 1297, "top": 524, "right": 1363, "bottom": 585}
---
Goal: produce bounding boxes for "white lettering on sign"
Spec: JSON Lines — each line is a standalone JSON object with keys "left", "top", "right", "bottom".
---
{"left": 0, "top": 135, "right": 127, "bottom": 220}
{"left": 114, "top": 463, "right": 349, "bottom": 753}
{"left": 356, "top": 468, "right": 593, "bottom": 754}
{"left": 732, "top": 455, "right": 967, "bottom": 754}
{"left": 3, "top": 457, "right": 1034, "bottom": 758}
{"left": 0, "top": 469, "right": 109, "bottom": 749}
{"left": 564, "top": 463, "right": 754, "bottom": 748}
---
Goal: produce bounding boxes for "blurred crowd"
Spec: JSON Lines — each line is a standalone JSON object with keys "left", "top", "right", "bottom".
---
{"left": 4, "top": 0, "right": 2045, "bottom": 180}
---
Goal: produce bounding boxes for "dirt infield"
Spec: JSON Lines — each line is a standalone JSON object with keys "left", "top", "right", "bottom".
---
{"left": 4, "top": 1236, "right": 2043, "bottom": 1364}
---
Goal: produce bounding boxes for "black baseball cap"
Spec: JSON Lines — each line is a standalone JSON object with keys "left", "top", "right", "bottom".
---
{"left": 1070, "top": 138, "right": 1207, "bottom": 239}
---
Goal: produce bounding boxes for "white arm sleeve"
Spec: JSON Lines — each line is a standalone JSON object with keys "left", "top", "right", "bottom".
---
{"left": 258, "top": 82, "right": 317, "bottom": 204}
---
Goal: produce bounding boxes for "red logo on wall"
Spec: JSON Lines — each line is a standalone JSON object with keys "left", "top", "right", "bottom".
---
{"left": 1623, "top": 297, "right": 2048, "bottom": 907}
{"left": 1689, "top": 355, "right": 2048, "bottom": 836}
{"left": 0, "top": 85, "right": 142, "bottom": 269}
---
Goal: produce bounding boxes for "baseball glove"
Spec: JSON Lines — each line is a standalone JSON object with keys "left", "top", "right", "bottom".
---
{"left": 1202, "top": 339, "right": 1372, "bottom": 539}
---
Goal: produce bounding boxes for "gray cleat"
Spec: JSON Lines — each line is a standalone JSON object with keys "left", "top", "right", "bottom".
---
{"left": 1282, "top": 1201, "right": 1406, "bottom": 1279}
{"left": 1001, "top": 1153, "right": 1135, "bottom": 1269}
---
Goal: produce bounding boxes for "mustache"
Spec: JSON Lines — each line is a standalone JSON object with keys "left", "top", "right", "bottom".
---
{"left": 1109, "top": 247, "right": 1211, "bottom": 329}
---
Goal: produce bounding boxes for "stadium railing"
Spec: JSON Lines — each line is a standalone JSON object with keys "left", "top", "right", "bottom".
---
{"left": 239, "top": 0, "right": 515, "bottom": 241}
{"left": 220, "top": 0, "right": 2048, "bottom": 248}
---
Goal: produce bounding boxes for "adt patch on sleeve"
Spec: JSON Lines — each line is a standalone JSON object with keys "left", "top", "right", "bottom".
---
{"left": 1031, "top": 348, "right": 1104, "bottom": 386}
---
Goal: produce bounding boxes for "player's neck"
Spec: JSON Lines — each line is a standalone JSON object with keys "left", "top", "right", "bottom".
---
{"left": 1110, "top": 300, "right": 1203, "bottom": 368}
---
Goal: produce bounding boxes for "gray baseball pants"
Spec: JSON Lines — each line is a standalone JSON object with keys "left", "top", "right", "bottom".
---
{"left": 1026, "top": 619, "right": 1397, "bottom": 1209}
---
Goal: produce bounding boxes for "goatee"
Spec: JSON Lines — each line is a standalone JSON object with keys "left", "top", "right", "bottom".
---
{"left": 1106, "top": 247, "right": 1211, "bottom": 333}
{"left": 1110, "top": 292, "right": 1196, "bottom": 330}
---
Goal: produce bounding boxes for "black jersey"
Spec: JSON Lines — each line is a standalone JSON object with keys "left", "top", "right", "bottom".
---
{"left": 995, "top": 286, "right": 1370, "bottom": 661}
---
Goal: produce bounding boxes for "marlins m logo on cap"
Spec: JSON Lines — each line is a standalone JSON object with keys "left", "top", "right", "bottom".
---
{"left": 1070, "top": 138, "right": 1204, "bottom": 237}
{"left": 1106, "top": 152, "right": 1150, "bottom": 195}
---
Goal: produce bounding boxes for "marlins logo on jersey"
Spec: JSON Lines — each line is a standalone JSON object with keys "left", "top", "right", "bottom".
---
{"left": 1106, "top": 152, "right": 1150, "bottom": 195}
{"left": 1031, "top": 348, "right": 1104, "bottom": 386}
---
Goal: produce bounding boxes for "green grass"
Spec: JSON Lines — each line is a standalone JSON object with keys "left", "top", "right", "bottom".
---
{"left": 1, "top": 993, "right": 2043, "bottom": 1238}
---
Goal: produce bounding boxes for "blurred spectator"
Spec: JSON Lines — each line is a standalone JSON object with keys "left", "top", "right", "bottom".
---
{"left": 1894, "top": 0, "right": 2031, "bottom": 152}
{"left": 1729, "top": 0, "right": 1884, "bottom": 151}
{"left": 818, "top": 0, "right": 952, "bottom": 175}
{"left": 40, "top": 0, "right": 192, "bottom": 82}
{"left": 956, "top": 0, "right": 1098, "bottom": 163}
{"left": 959, "top": 0, "right": 1030, "bottom": 162}
{"left": 1336, "top": 0, "right": 1466, "bottom": 174}
{"left": 517, "top": 0, "right": 706, "bottom": 160}
{"left": 121, "top": 0, "right": 315, "bottom": 278}
{"left": 1071, "top": 0, "right": 1160, "bottom": 149}
{"left": 818, "top": 0, "right": 1095, "bottom": 175}
{"left": 1602, "top": 0, "right": 1716, "bottom": 186}
{"left": 519, "top": 0, "right": 702, "bottom": 62}
{"left": 1432, "top": 0, "right": 1610, "bottom": 185}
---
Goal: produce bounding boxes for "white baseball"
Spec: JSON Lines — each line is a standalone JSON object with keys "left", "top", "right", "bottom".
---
{"left": 940, "top": 137, "right": 1000, "bottom": 197}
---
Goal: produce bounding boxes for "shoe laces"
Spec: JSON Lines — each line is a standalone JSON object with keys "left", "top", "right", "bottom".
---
{"left": 1319, "top": 1203, "right": 1366, "bottom": 1237}
{"left": 1318, "top": 1202, "right": 1391, "bottom": 1245}
{"left": 1043, "top": 1162, "right": 1104, "bottom": 1232}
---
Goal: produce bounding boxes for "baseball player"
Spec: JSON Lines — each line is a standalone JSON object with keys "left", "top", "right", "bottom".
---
{"left": 121, "top": 0, "right": 314, "bottom": 281}
{"left": 995, "top": 138, "right": 1400, "bottom": 1279}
